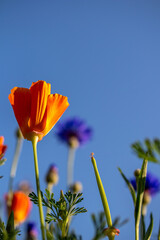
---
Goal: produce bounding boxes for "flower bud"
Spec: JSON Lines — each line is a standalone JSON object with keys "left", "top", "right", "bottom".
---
{"left": 70, "top": 181, "right": 83, "bottom": 193}
{"left": 103, "top": 227, "right": 120, "bottom": 238}
{"left": 18, "top": 181, "right": 32, "bottom": 195}
{"left": 142, "top": 192, "right": 151, "bottom": 216}
{"left": 69, "top": 137, "right": 80, "bottom": 149}
{"left": 45, "top": 164, "right": 59, "bottom": 185}
{"left": 143, "top": 192, "right": 151, "bottom": 205}
{"left": 134, "top": 169, "right": 141, "bottom": 177}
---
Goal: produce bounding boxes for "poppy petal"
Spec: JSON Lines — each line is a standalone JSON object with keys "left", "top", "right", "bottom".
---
{"left": 29, "top": 81, "right": 50, "bottom": 131}
{"left": 42, "top": 94, "right": 69, "bottom": 136}
{"left": 0, "top": 137, "right": 4, "bottom": 145}
{"left": 8, "top": 87, "right": 31, "bottom": 138}
{"left": 10, "top": 191, "right": 32, "bottom": 225}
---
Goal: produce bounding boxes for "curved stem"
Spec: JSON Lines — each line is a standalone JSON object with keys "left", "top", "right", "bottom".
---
{"left": 32, "top": 136, "right": 45, "bottom": 240}
{"left": 67, "top": 146, "right": 76, "bottom": 188}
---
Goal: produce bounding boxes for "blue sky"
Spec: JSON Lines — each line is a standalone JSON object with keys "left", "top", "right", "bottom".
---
{"left": 1, "top": 1, "right": 160, "bottom": 239}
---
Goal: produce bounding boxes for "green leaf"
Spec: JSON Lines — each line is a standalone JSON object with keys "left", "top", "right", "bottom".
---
{"left": 144, "top": 213, "right": 153, "bottom": 240}
{"left": 140, "top": 215, "right": 145, "bottom": 240}
{"left": 118, "top": 167, "right": 136, "bottom": 205}
{"left": 0, "top": 219, "right": 7, "bottom": 240}
{"left": 30, "top": 189, "right": 87, "bottom": 237}
{"left": 153, "top": 139, "right": 160, "bottom": 155}
{"left": 131, "top": 140, "right": 160, "bottom": 163}
{"left": 6, "top": 211, "right": 14, "bottom": 234}
{"left": 0, "top": 158, "right": 7, "bottom": 166}
{"left": 113, "top": 217, "right": 129, "bottom": 228}
{"left": 91, "top": 212, "right": 106, "bottom": 240}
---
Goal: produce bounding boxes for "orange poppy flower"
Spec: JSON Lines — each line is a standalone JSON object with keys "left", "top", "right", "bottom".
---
{"left": 8, "top": 80, "right": 69, "bottom": 141}
{"left": 0, "top": 136, "right": 7, "bottom": 159}
{"left": 7, "top": 191, "right": 32, "bottom": 226}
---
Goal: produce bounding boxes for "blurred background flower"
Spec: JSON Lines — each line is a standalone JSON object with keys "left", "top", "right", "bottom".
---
{"left": 26, "top": 222, "right": 38, "bottom": 240}
{"left": 56, "top": 117, "right": 93, "bottom": 188}
{"left": 130, "top": 172, "right": 160, "bottom": 215}
{"left": 7, "top": 191, "right": 32, "bottom": 226}
{"left": 0, "top": 136, "right": 7, "bottom": 160}
{"left": 45, "top": 164, "right": 59, "bottom": 187}
{"left": 18, "top": 181, "right": 32, "bottom": 196}
{"left": 56, "top": 117, "right": 93, "bottom": 148}
{"left": 69, "top": 181, "right": 83, "bottom": 193}
{"left": 130, "top": 172, "right": 160, "bottom": 196}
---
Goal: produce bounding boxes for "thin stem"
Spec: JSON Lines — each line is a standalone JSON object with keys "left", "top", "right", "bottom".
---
{"left": 46, "top": 183, "right": 53, "bottom": 230}
{"left": 109, "top": 237, "right": 115, "bottom": 240}
{"left": 61, "top": 219, "right": 68, "bottom": 238}
{"left": 8, "top": 136, "right": 23, "bottom": 193}
{"left": 32, "top": 136, "right": 45, "bottom": 240}
{"left": 67, "top": 146, "right": 76, "bottom": 187}
{"left": 7, "top": 134, "right": 23, "bottom": 208}
{"left": 61, "top": 223, "right": 66, "bottom": 238}
{"left": 91, "top": 155, "right": 112, "bottom": 228}
{"left": 135, "top": 159, "right": 148, "bottom": 240}
{"left": 135, "top": 225, "right": 139, "bottom": 240}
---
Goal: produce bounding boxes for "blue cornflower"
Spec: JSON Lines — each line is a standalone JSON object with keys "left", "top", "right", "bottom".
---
{"left": 27, "top": 222, "right": 38, "bottom": 239}
{"left": 130, "top": 172, "right": 160, "bottom": 196}
{"left": 56, "top": 117, "right": 93, "bottom": 147}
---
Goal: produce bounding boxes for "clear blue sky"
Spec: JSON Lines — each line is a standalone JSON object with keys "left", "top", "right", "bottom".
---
{"left": 1, "top": 1, "right": 160, "bottom": 239}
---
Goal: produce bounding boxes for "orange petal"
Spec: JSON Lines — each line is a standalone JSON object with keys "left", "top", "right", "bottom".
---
{"left": 0, "top": 137, "right": 7, "bottom": 159}
{"left": 10, "top": 191, "right": 31, "bottom": 225}
{"left": 29, "top": 81, "right": 51, "bottom": 131}
{"left": 8, "top": 87, "right": 31, "bottom": 138}
{"left": 0, "top": 137, "right": 4, "bottom": 145}
{"left": 42, "top": 93, "right": 69, "bottom": 136}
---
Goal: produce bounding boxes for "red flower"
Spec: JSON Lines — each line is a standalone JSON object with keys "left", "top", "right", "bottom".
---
{"left": 9, "top": 80, "right": 69, "bottom": 141}
{"left": 0, "top": 136, "right": 7, "bottom": 160}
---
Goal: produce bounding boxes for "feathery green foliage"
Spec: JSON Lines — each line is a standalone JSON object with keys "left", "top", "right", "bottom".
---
{"left": 131, "top": 139, "right": 160, "bottom": 163}
{"left": 29, "top": 189, "right": 87, "bottom": 238}
{"left": 0, "top": 212, "right": 20, "bottom": 240}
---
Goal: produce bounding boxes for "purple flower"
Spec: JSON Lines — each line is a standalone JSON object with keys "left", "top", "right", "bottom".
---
{"left": 56, "top": 117, "right": 93, "bottom": 147}
{"left": 27, "top": 222, "right": 38, "bottom": 238}
{"left": 130, "top": 172, "right": 160, "bottom": 196}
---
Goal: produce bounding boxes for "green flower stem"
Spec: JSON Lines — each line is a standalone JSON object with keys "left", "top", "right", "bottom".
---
{"left": 61, "top": 218, "right": 69, "bottom": 238}
{"left": 91, "top": 154, "right": 113, "bottom": 236}
{"left": 61, "top": 222, "right": 66, "bottom": 238}
{"left": 67, "top": 146, "right": 76, "bottom": 187}
{"left": 135, "top": 159, "right": 148, "bottom": 240}
{"left": 46, "top": 183, "right": 53, "bottom": 230}
{"left": 32, "top": 136, "right": 45, "bottom": 240}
